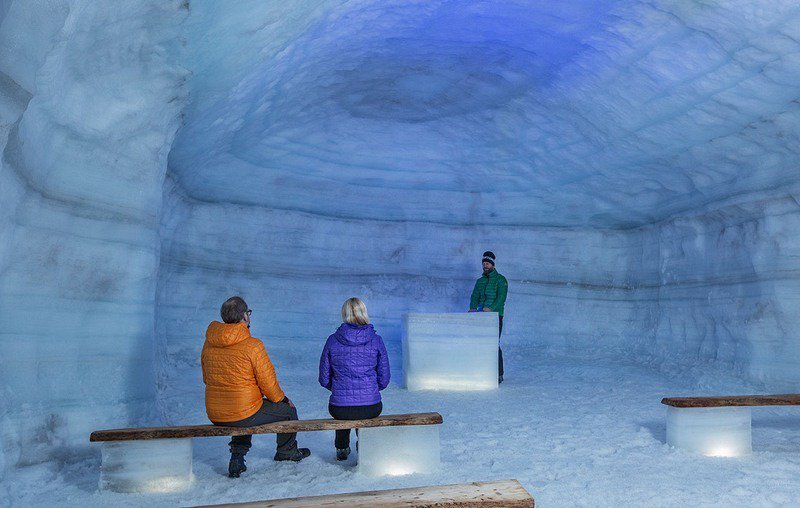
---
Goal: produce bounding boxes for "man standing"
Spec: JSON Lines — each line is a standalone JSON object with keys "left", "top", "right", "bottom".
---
{"left": 202, "top": 296, "right": 310, "bottom": 478}
{"left": 469, "top": 251, "right": 508, "bottom": 383}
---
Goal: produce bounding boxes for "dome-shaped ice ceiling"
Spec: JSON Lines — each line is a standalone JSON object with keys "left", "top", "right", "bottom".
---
{"left": 170, "top": 0, "right": 800, "bottom": 227}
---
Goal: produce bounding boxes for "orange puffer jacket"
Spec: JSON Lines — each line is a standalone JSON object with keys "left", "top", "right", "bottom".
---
{"left": 201, "top": 321, "right": 285, "bottom": 423}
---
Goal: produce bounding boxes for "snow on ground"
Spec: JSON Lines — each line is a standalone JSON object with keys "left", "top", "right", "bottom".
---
{"left": 5, "top": 340, "right": 800, "bottom": 507}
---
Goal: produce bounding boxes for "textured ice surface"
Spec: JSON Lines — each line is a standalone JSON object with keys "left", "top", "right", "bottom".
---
{"left": 170, "top": 0, "right": 800, "bottom": 227}
{"left": 403, "top": 313, "right": 498, "bottom": 391}
{"left": 643, "top": 193, "right": 800, "bottom": 388}
{"left": 357, "top": 425, "right": 441, "bottom": 477}
{"left": 0, "top": 0, "right": 188, "bottom": 477}
{"left": 1, "top": 0, "right": 800, "bottom": 490}
{"left": 666, "top": 407, "right": 752, "bottom": 457}
{"left": 100, "top": 438, "right": 193, "bottom": 493}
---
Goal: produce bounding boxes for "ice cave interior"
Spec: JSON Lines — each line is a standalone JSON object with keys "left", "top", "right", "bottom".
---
{"left": 1, "top": 0, "right": 799, "bottom": 503}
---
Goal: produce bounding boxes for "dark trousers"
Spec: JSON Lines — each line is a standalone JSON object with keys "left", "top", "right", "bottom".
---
{"left": 499, "top": 315, "right": 504, "bottom": 377}
{"left": 328, "top": 402, "right": 382, "bottom": 449}
{"left": 214, "top": 399, "right": 299, "bottom": 456}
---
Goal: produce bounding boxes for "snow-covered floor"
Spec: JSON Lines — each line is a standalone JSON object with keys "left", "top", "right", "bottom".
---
{"left": 8, "top": 341, "right": 800, "bottom": 507}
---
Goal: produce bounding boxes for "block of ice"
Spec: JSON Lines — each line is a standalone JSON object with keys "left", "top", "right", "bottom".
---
{"left": 403, "top": 313, "right": 499, "bottom": 391}
{"left": 666, "top": 406, "right": 752, "bottom": 457}
{"left": 357, "top": 424, "right": 440, "bottom": 476}
{"left": 99, "top": 438, "right": 193, "bottom": 493}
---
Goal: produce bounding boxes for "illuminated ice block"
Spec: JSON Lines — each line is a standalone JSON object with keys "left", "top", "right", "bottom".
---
{"left": 358, "top": 424, "right": 440, "bottom": 476}
{"left": 666, "top": 406, "right": 752, "bottom": 457}
{"left": 99, "top": 438, "right": 193, "bottom": 493}
{"left": 403, "top": 312, "right": 499, "bottom": 391}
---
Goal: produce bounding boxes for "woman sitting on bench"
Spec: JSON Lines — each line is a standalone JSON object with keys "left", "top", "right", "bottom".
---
{"left": 319, "top": 297, "right": 391, "bottom": 460}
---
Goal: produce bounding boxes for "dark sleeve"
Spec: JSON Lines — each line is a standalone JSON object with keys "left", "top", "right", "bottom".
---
{"left": 493, "top": 276, "right": 509, "bottom": 310}
{"left": 469, "top": 279, "right": 480, "bottom": 309}
{"left": 318, "top": 338, "right": 332, "bottom": 390}
{"left": 376, "top": 335, "right": 391, "bottom": 390}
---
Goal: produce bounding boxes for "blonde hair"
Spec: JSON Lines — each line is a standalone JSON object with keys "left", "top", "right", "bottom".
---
{"left": 341, "top": 297, "right": 370, "bottom": 325}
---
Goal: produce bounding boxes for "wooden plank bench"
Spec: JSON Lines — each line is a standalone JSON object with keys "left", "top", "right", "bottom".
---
{"left": 661, "top": 394, "right": 800, "bottom": 456}
{"left": 192, "top": 479, "right": 535, "bottom": 507}
{"left": 90, "top": 412, "right": 442, "bottom": 493}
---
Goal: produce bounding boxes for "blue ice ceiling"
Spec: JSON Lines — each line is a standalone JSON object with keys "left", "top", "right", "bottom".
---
{"left": 170, "top": 0, "right": 800, "bottom": 227}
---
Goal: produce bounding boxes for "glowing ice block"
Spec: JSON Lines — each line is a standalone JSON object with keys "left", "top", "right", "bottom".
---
{"left": 403, "top": 312, "right": 499, "bottom": 390}
{"left": 666, "top": 406, "right": 752, "bottom": 457}
{"left": 99, "top": 438, "right": 193, "bottom": 493}
{"left": 357, "top": 424, "right": 440, "bottom": 476}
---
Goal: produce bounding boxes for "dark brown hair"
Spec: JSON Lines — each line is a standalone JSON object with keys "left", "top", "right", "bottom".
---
{"left": 220, "top": 296, "right": 248, "bottom": 324}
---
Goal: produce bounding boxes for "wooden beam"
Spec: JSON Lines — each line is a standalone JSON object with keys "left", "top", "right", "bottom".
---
{"left": 661, "top": 394, "right": 800, "bottom": 408}
{"left": 192, "top": 480, "right": 534, "bottom": 507}
{"left": 90, "top": 412, "right": 442, "bottom": 442}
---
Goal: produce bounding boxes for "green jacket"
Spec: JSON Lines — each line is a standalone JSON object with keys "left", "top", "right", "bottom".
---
{"left": 470, "top": 269, "right": 508, "bottom": 316}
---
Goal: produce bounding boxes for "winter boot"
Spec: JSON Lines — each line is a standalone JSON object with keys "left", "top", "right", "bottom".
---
{"left": 336, "top": 447, "right": 350, "bottom": 461}
{"left": 228, "top": 453, "right": 246, "bottom": 478}
{"left": 274, "top": 447, "right": 311, "bottom": 462}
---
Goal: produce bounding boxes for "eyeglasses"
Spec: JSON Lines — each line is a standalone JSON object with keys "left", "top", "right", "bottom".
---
{"left": 245, "top": 309, "right": 252, "bottom": 316}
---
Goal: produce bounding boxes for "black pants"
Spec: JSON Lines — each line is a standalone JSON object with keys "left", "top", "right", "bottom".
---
{"left": 214, "top": 399, "right": 299, "bottom": 457}
{"left": 499, "top": 315, "right": 504, "bottom": 377}
{"left": 328, "top": 402, "right": 382, "bottom": 449}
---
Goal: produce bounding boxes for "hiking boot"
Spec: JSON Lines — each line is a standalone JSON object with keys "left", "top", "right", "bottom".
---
{"left": 228, "top": 453, "right": 246, "bottom": 478}
{"left": 336, "top": 447, "right": 350, "bottom": 461}
{"left": 274, "top": 447, "right": 311, "bottom": 462}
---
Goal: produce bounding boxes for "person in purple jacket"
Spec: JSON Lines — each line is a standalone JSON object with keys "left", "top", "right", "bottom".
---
{"left": 319, "top": 297, "right": 391, "bottom": 461}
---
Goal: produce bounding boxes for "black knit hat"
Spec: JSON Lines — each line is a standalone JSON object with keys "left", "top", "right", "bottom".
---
{"left": 482, "top": 251, "right": 496, "bottom": 266}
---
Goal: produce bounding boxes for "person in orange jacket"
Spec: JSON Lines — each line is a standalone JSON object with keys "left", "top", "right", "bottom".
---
{"left": 202, "top": 296, "right": 310, "bottom": 477}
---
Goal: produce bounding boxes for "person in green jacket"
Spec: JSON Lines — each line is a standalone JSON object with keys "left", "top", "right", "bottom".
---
{"left": 468, "top": 251, "right": 508, "bottom": 383}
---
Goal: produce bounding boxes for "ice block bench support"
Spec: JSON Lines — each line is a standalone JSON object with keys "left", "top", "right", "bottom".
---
{"left": 193, "top": 479, "right": 534, "bottom": 507}
{"left": 90, "top": 412, "right": 442, "bottom": 492}
{"left": 662, "top": 394, "right": 800, "bottom": 456}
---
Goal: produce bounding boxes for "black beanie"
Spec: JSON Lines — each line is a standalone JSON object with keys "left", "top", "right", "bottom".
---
{"left": 482, "top": 251, "right": 496, "bottom": 266}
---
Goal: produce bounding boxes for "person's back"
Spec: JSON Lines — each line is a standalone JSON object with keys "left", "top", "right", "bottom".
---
{"left": 319, "top": 298, "right": 390, "bottom": 460}
{"left": 201, "top": 296, "right": 310, "bottom": 478}
{"left": 202, "top": 321, "right": 283, "bottom": 422}
{"left": 323, "top": 323, "right": 390, "bottom": 406}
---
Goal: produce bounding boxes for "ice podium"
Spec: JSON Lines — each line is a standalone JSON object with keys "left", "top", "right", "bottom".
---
{"left": 403, "top": 312, "right": 499, "bottom": 391}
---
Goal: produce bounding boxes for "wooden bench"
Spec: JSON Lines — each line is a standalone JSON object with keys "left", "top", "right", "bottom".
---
{"left": 662, "top": 394, "right": 800, "bottom": 456}
{"left": 193, "top": 479, "right": 535, "bottom": 507}
{"left": 91, "top": 412, "right": 443, "bottom": 493}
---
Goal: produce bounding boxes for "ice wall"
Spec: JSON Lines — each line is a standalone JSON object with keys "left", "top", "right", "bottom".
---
{"left": 645, "top": 188, "right": 800, "bottom": 389}
{"left": 0, "top": 0, "right": 187, "bottom": 472}
{"left": 155, "top": 191, "right": 646, "bottom": 395}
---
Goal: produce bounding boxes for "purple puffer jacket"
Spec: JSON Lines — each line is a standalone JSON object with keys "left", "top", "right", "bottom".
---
{"left": 319, "top": 323, "right": 391, "bottom": 406}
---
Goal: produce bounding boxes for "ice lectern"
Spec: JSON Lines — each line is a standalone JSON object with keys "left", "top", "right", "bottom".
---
{"left": 402, "top": 312, "right": 499, "bottom": 391}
